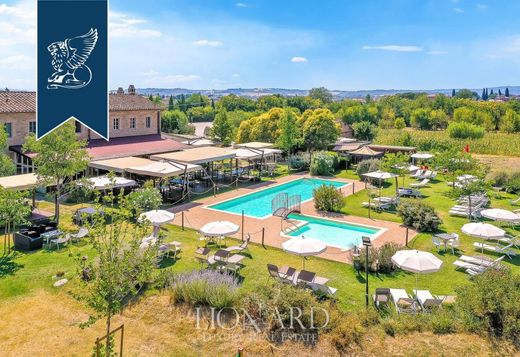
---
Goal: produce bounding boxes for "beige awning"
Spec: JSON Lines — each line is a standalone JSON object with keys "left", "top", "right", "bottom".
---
{"left": 232, "top": 147, "right": 282, "bottom": 160}
{"left": 89, "top": 156, "right": 153, "bottom": 173}
{"left": 0, "top": 173, "right": 39, "bottom": 190}
{"left": 150, "top": 147, "right": 236, "bottom": 164}
{"left": 235, "top": 141, "right": 274, "bottom": 149}
{"left": 349, "top": 146, "right": 383, "bottom": 157}
{"left": 126, "top": 161, "right": 202, "bottom": 178}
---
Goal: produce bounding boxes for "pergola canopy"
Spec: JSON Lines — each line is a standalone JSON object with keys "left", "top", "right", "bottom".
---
{"left": 232, "top": 147, "right": 282, "bottom": 160}
{"left": 349, "top": 146, "right": 383, "bottom": 157}
{"left": 0, "top": 173, "right": 39, "bottom": 190}
{"left": 150, "top": 147, "right": 236, "bottom": 165}
{"left": 235, "top": 141, "right": 274, "bottom": 149}
{"left": 89, "top": 156, "right": 153, "bottom": 173}
{"left": 126, "top": 161, "right": 202, "bottom": 178}
{"left": 362, "top": 170, "right": 399, "bottom": 180}
{"left": 84, "top": 176, "right": 137, "bottom": 190}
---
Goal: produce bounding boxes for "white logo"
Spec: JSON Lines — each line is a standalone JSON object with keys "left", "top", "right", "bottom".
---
{"left": 47, "top": 28, "right": 98, "bottom": 89}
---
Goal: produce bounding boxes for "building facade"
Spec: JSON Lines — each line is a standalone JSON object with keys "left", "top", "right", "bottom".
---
{"left": 0, "top": 85, "right": 177, "bottom": 173}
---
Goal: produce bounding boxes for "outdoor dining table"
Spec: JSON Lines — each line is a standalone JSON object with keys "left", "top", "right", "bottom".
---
{"left": 435, "top": 233, "right": 457, "bottom": 252}
{"left": 41, "top": 230, "right": 62, "bottom": 247}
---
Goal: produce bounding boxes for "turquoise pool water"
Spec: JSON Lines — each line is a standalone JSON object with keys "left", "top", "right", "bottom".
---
{"left": 286, "top": 214, "right": 380, "bottom": 249}
{"left": 208, "top": 178, "right": 347, "bottom": 218}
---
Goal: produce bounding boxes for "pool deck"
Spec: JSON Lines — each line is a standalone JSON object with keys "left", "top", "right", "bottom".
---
{"left": 168, "top": 173, "right": 416, "bottom": 263}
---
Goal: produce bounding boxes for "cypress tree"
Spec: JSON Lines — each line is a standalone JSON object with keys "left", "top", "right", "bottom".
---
{"left": 211, "top": 98, "right": 215, "bottom": 109}
{"left": 168, "top": 95, "right": 174, "bottom": 110}
{"left": 148, "top": 94, "right": 153, "bottom": 101}
{"left": 505, "top": 87, "right": 510, "bottom": 97}
{"left": 452, "top": 89, "right": 456, "bottom": 97}
{"left": 481, "top": 88, "right": 486, "bottom": 100}
{"left": 490, "top": 89, "right": 494, "bottom": 95}
{"left": 499, "top": 89, "right": 502, "bottom": 96}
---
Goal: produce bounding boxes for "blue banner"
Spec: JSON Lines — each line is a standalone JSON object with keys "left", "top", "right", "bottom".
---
{"left": 37, "top": 0, "right": 108, "bottom": 139}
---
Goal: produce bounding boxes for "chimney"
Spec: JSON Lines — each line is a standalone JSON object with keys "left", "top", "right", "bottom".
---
{"left": 128, "top": 84, "right": 136, "bottom": 95}
{"left": 117, "top": 87, "right": 124, "bottom": 94}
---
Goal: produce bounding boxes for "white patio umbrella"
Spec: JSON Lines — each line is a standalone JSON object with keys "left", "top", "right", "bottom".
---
{"left": 199, "top": 221, "right": 240, "bottom": 237}
{"left": 139, "top": 210, "right": 175, "bottom": 237}
{"left": 363, "top": 170, "right": 399, "bottom": 196}
{"left": 391, "top": 249, "right": 443, "bottom": 290}
{"left": 461, "top": 222, "right": 505, "bottom": 238}
{"left": 461, "top": 222, "right": 506, "bottom": 253}
{"left": 282, "top": 236, "right": 327, "bottom": 268}
{"left": 481, "top": 208, "right": 520, "bottom": 223}
{"left": 411, "top": 152, "right": 434, "bottom": 164}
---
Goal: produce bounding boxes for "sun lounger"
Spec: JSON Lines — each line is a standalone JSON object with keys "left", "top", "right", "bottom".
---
{"left": 411, "top": 179, "right": 430, "bottom": 188}
{"left": 453, "top": 255, "right": 504, "bottom": 275}
{"left": 267, "top": 264, "right": 296, "bottom": 284}
{"left": 509, "top": 197, "right": 520, "bottom": 206}
{"left": 390, "top": 289, "right": 420, "bottom": 314}
{"left": 398, "top": 187, "right": 421, "bottom": 198}
{"left": 414, "top": 290, "right": 443, "bottom": 311}
{"left": 297, "top": 270, "right": 317, "bottom": 285}
{"left": 310, "top": 283, "right": 337, "bottom": 297}
{"left": 498, "top": 234, "right": 520, "bottom": 248}
{"left": 473, "top": 242, "right": 516, "bottom": 259}
{"left": 224, "top": 235, "right": 250, "bottom": 253}
{"left": 362, "top": 201, "right": 392, "bottom": 211}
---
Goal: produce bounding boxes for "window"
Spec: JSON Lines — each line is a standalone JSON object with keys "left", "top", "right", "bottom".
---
{"left": 75, "top": 120, "right": 82, "bottom": 133}
{"left": 113, "top": 118, "right": 120, "bottom": 130}
{"left": 145, "top": 116, "right": 151, "bottom": 128}
{"left": 29, "top": 121, "right": 36, "bottom": 134}
{"left": 130, "top": 117, "right": 136, "bottom": 129}
{"left": 4, "top": 122, "right": 12, "bottom": 138}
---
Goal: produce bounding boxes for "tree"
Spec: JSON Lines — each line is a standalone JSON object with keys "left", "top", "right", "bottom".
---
{"left": 429, "top": 109, "right": 449, "bottom": 129}
{"left": 434, "top": 149, "right": 480, "bottom": 191}
{"left": 301, "top": 109, "right": 340, "bottom": 152}
{"left": 410, "top": 108, "right": 432, "bottom": 129}
{"left": 0, "top": 124, "right": 15, "bottom": 177}
{"left": 381, "top": 152, "right": 411, "bottom": 186}
{"left": 286, "top": 96, "right": 319, "bottom": 112}
{"left": 499, "top": 89, "right": 502, "bottom": 96}
{"left": 500, "top": 109, "right": 520, "bottom": 133}
{"left": 351, "top": 120, "right": 375, "bottom": 141}
{"left": 452, "top": 89, "right": 456, "bottom": 97}
{"left": 168, "top": 95, "right": 174, "bottom": 111}
{"left": 212, "top": 110, "right": 233, "bottom": 145}
{"left": 80, "top": 192, "right": 156, "bottom": 356}
{"left": 257, "top": 94, "right": 285, "bottom": 111}
{"left": 308, "top": 87, "right": 333, "bottom": 104}
{"left": 0, "top": 188, "right": 31, "bottom": 254}
{"left": 455, "top": 89, "right": 478, "bottom": 100}
{"left": 24, "top": 121, "right": 90, "bottom": 223}
{"left": 161, "top": 110, "right": 193, "bottom": 134}
{"left": 276, "top": 109, "right": 300, "bottom": 154}
{"left": 505, "top": 87, "right": 510, "bottom": 97}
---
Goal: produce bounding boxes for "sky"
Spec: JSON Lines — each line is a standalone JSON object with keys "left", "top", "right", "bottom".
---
{"left": 1, "top": 0, "right": 520, "bottom": 90}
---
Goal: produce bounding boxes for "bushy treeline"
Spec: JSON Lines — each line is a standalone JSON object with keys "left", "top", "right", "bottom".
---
{"left": 158, "top": 87, "right": 520, "bottom": 144}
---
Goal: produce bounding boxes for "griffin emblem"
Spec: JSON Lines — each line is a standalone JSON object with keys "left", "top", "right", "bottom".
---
{"left": 47, "top": 28, "right": 98, "bottom": 89}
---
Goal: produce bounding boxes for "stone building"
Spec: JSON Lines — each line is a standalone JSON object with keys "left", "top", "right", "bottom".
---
{"left": 0, "top": 85, "right": 186, "bottom": 173}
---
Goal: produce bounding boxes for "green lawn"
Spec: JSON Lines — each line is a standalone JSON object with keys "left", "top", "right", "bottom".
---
{"left": 1, "top": 169, "right": 519, "bottom": 310}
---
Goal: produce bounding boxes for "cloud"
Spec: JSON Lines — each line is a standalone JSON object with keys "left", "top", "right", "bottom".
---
{"left": 193, "top": 39, "right": 223, "bottom": 47}
{"left": 476, "top": 3, "right": 488, "bottom": 10}
{"left": 235, "top": 3, "right": 247, "bottom": 7}
{"left": 109, "top": 11, "right": 162, "bottom": 38}
{"left": 427, "top": 50, "right": 447, "bottom": 55}
{"left": 140, "top": 69, "right": 160, "bottom": 77}
{"left": 0, "top": 54, "right": 33, "bottom": 69}
{"left": 291, "top": 56, "right": 308, "bottom": 63}
{"left": 453, "top": 7, "right": 464, "bottom": 13}
{"left": 231, "top": 73, "right": 240, "bottom": 78}
{"left": 362, "top": 45, "right": 423, "bottom": 52}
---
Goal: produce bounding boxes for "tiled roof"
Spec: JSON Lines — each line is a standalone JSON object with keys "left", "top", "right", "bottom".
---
{"left": 0, "top": 91, "right": 35, "bottom": 113}
{"left": 0, "top": 91, "right": 163, "bottom": 113}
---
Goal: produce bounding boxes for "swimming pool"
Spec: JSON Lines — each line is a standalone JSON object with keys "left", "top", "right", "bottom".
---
{"left": 284, "top": 214, "right": 382, "bottom": 249}
{"left": 208, "top": 178, "right": 347, "bottom": 218}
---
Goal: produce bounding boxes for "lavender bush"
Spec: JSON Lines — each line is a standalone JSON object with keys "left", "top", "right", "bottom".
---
{"left": 170, "top": 270, "right": 239, "bottom": 308}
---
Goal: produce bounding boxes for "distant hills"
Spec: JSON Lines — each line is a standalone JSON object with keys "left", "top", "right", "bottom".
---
{"left": 136, "top": 86, "right": 520, "bottom": 99}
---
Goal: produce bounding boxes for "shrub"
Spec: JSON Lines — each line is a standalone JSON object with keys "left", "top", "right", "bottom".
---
{"left": 358, "top": 242, "right": 400, "bottom": 273}
{"left": 488, "top": 171, "right": 509, "bottom": 188}
{"left": 170, "top": 270, "right": 239, "bottom": 309}
{"left": 356, "top": 159, "right": 380, "bottom": 178}
{"left": 288, "top": 153, "right": 310, "bottom": 171}
{"left": 504, "top": 172, "right": 520, "bottom": 194}
{"left": 447, "top": 122, "right": 485, "bottom": 139}
{"left": 394, "top": 117, "right": 406, "bottom": 129}
{"left": 126, "top": 186, "right": 162, "bottom": 214}
{"left": 313, "top": 185, "right": 344, "bottom": 212}
{"left": 455, "top": 269, "right": 520, "bottom": 347}
{"left": 397, "top": 200, "right": 442, "bottom": 232}
{"left": 310, "top": 151, "right": 335, "bottom": 176}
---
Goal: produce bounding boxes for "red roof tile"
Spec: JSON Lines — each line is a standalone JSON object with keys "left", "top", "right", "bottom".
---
{"left": 0, "top": 91, "right": 163, "bottom": 113}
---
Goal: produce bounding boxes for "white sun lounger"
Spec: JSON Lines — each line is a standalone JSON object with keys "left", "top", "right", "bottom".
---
{"left": 390, "top": 288, "right": 420, "bottom": 314}
{"left": 473, "top": 242, "right": 516, "bottom": 259}
{"left": 411, "top": 179, "right": 429, "bottom": 188}
{"left": 413, "top": 289, "right": 443, "bottom": 311}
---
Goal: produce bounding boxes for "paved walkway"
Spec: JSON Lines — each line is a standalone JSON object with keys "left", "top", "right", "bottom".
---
{"left": 168, "top": 173, "right": 416, "bottom": 263}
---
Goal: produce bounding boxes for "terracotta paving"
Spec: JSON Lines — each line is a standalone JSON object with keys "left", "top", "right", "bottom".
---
{"left": 167, "top": 173, "right": 416, "bottom": 264}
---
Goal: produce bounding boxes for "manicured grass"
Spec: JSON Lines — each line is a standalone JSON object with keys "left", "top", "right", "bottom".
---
{"left": 1, "top": 170, "right": 519, "bottom": 311}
